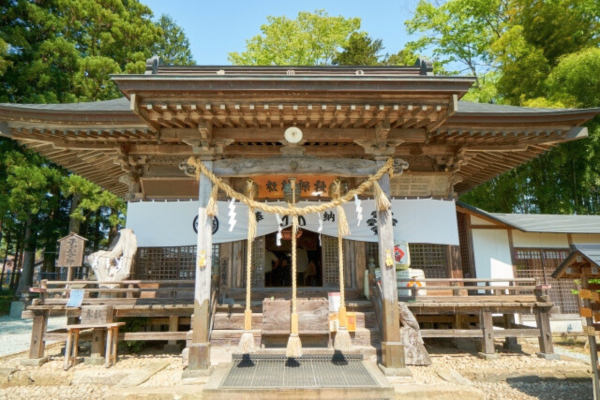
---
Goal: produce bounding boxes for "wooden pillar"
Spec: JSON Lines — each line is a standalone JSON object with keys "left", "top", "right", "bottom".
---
{"left": 188, "top": 160, "right": 213, "bottom": 370}
{"left": 355, "top": 241, "right": 366, "bottom": 294}
{"left": 535, "top": 310, "right": 554, "bottom": 355}
{"left": 90, "top": 329, "right": 106, "bottom": 361}
{"left": 582, "top": 272, "right": 600, "bottom": 400}
{"left": 480, "top": 311, "right": 495, "bottom": 355}
{"left": 29, "top": 310, "right": 49, "bottom": 359}
{"left": 375, "top": 160, "right": 404, "bottom": 369}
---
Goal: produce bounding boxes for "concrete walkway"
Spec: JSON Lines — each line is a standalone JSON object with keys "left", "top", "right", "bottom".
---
{"left": 0, "top": 315, "right": 66, "bottom": 357}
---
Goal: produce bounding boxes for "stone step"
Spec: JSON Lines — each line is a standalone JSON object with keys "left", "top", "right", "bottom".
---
{"left": 217, "top": 299, "right": 374, "bottom": 313}
{"left": 209, "top": 327, "right": 380, "bottom": 348}
{"left": 213, "top": 311, "right": 379, "bottom": 330}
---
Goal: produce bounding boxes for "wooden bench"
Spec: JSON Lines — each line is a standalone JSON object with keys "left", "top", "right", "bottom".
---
{"left": 63, "top": 305, "right": 125, "bottom": 370}
{"left": 262, "top": 298, "right": 331, "bottom": 347}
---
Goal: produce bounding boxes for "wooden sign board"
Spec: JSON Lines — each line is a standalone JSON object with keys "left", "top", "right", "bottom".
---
{"left": 80, "top": 305, "right": 113, "bottom": 325}
{"left": 594, "top": 313, "right": 600, "bottom": 323}
{"left": 57, "top": 233, "right": 88, "bottom": 268}
{"left": 584, "top": 326, "right": 597, "bottom": 336}
{"left": 593, "top": 292, "right": 600, "bottom": 303}
{"left": 580, "top": 307, "right": 593, "bottom": 318}
{"left": 579, "top": 289, "right": 593, "bottom": 300}
{"left": 254, "top": 175, "right": 337, "bottom": 199}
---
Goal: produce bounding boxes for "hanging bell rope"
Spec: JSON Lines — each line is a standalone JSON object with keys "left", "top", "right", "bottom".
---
{"left": 187, "top": 157, "right": 394, "bottom": 216}
{"left": 286, "top": 179, "right": 303, "bottom": 358}
{"left": 238, "top": 179, "right": 257, "bottom": 353}
{"left": 333, "top": 179, "right": 352, "bottom": 351}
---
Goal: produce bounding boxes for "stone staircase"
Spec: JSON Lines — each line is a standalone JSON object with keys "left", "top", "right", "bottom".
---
{"left": 209, "top": 294, "right": 381, "bottom": 351}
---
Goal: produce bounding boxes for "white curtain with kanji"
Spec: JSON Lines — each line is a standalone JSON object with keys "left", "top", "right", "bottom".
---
{"left": 126, "top": 198, "right": 459, "bottom": 247}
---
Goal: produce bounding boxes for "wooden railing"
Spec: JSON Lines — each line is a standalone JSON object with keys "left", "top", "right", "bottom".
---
{"left": 395, "top": 277, "right": 546, "bottom": 301}
{"left": 31, "top": 279, "right": 196, "bottom": 305}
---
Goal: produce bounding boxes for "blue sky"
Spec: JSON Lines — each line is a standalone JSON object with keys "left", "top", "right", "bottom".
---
{"left": 140, "top": 0, "right": 419, "bottom": 65}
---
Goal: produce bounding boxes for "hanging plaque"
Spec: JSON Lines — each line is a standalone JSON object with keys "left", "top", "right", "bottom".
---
{"left": 57, "top": 233, "right": 88, "bottom": 268}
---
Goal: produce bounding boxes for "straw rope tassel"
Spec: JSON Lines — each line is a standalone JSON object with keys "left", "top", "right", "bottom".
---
{"left": 286, "top": 180, "right": 302, "bottom": 358}
{"left": 333, "top": 180, "right": 353, "bottom": 352}
{"left": 238, "top": 180, "right": 256, "bottom": 353}
{"left": 373, "top": 181, "right": 391, "bottom": 211}
{"left": 206, "top": 184, "right": 219, "bottom": 217}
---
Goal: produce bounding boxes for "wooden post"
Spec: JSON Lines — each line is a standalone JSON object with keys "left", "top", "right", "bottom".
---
{"left": 29, "top": 310, "right": 49, "bottom": 359}
{"left": 535, "top": 310, "right": 554, "bottom": 354}
{"left": 188, "top": 160, "right": 213, "bottom": 371}
{"left": 375, "top": 160, "right": 404, "bottom": 369}
{"left": 90, "top": 329, "right": 106, "bottom": 362}
{"left": 582, "top": 273, "right": 600, "bottom": 400}
{"left": 480, "top": 311, "right": 495, "bottom": 356}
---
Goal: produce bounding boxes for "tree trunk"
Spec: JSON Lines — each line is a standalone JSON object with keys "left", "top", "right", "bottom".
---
{"left": 10, "top": 233, "right": 23, "bottom": 291}
{"left": 17, "top": 215, "right": 37, "bottom": 296}
{"left": 68, "top": 193, "right": 82, "bottom": 234}
{"left": 0, "top": 232, "right": 11, "bottom": 293}
{"left": 93, "top": 209, "right": 101, "bottom": 252}
{"left": 108, "top": 207, "right": 119, "bottom": 244}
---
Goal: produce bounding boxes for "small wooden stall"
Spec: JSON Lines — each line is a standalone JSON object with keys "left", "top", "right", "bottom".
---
{"left": 552, "top": 243, "right": 600, "bottom": 400}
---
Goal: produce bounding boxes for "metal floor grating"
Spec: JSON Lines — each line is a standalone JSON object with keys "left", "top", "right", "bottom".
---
{"left": 221, "top": 354, "right": 380, "bottom": 389}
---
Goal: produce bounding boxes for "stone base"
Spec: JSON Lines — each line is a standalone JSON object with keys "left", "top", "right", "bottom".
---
{"left": 477, "top": 352, "right": 500, "bottom": 360}
{"left": 9, "top": 301, "right": 25, "bottom": 318}
{"left": 454, "top": 338, "right": 480, "bottom": 352}
{"left": 20, "top": 357, "right": 48, "bottom": 367}
{"left": 182, "top": 365, "right": 215, "bottom": 380}
{"left": 187, "top": 343, "right": 211, "bottom": 370}
{"left": 84, "top": 356, "right": 105, "bottom": 366}
{"left": 536, "top": 352, "right": 561, "bottom": 360}
{"left": 503, "top": 338, "right": 522, "bottom": 353}
{"left": 377, "top": 364, "right": 413, "bottom": 377}
{"left": 163, "top": 344, "right": 183, "bottom": 353}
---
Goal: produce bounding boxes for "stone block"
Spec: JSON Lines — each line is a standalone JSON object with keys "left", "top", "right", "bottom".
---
{"left": 536, "top": 352, "right": 561, "bottom": 360}
{"left": 477, "top": 352, "right": 500, "bottom": 360}
{"left": 19, "top": 357, "right": 48, "bottom": 367}
{"left": 187, "top": 343, "right": 211, "bottom": 371}
{"left": 84, "top": 356, "right": 106, "bottom": 366}
{"left": 9, "top": 371, "right": 33, "bottom": 386}
{"left": 163, "top": 343, "right": 183, "bottom": 353}
{"left": 9, "top": 301, "right": 25, "bottom": 318}
{"left": 454, "top": 338, "right": 480, "bottom": 352}
{"left": 29, "top": 370, "right": 73, "bottom": 386}
{"left": 503, "top": 337, "right": 522, "bottom": 352}
{"left": 71, "top": 370, "right": 129, "bottom": 386}
{"left": 377, "top": 364, "right": 413, "bottom": 377}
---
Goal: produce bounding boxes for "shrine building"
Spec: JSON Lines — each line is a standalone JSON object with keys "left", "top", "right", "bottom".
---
{"left": 1, "top": 57, "right": 600, "bottom": 373}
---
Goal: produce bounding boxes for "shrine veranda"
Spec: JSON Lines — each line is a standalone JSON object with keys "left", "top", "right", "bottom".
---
{"left": 1, "top": 58, "right": 600, "bottom": 370}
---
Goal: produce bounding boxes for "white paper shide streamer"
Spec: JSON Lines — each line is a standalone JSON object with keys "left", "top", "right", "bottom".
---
{"left": 275, "top": 213, "right": 283, "bottom": 246}
{"left": 317, "top": 212, "right": 323, "bottom": 246}
{"left": 228, "top": 198, "right": 237, "bottom": 232}
{"left": 354, "top": 195, "right": 363, "bottom": 227}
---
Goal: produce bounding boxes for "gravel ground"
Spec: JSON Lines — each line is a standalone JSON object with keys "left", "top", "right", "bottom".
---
{"left": 0, "top": 341, "right": 594, "bottom": 399}
{"left": 0, "top": 316, "right": 67, "bottom": 357}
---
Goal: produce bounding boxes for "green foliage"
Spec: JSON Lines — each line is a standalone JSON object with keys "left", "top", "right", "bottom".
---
{"left": 0, "top": 0, "right": 194, "bottom": 103}
{"left": 228, "top": 10, "right": 361, "bottom": 65}
{"left": 333, "top": 32, "right": 384, "bottom": 66}
{"left": 407, "top": 0, "right": 600, "bottom": 214}
{"left": 118, "top": 317, "right": 148, "bottom": 353}
{"left": 0, "top": 1, "right": 193, "bottom": 282}
{"left": 153, "top": 15, "right": 195, "bottom": 65}
{"left": 0, "top": 294, "right": 13, "bottom": 316}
